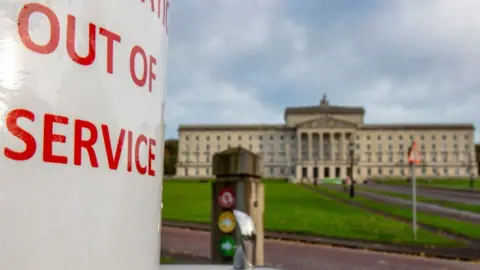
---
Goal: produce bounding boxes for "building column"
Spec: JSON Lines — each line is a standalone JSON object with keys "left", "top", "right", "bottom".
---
{"left": 297, "top": 131, "right": 301, "bottom": 162}
{"left": 319, "top": 133, "right": 323, "bottom": 162}
{"left": 308, "top": 132, "right": 313, "bottom": 161}
{"left": 329, "top": 133, "right": 334, "bottom": 161}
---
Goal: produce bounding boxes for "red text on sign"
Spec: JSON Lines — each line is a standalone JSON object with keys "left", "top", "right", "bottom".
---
{"left": 139, "top": 0, "right": 170, "bottom": 32}
{"left": 18, "top": 3, "right": 121, "bottom": 74}
{"left": 130, "top": 46, "right": 157, "bottom": 92}
{"left": 4, "top": 108, "right": 156, "bottom": 176}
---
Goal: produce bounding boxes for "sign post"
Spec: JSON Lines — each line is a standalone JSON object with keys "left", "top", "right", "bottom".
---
{"left": 0, "top": 1, "right": 169, "bottom": 269}
{"left": 211, "top": 147, "right": 265, "bottom": 266}
{"left": 408, "top": 141, "right": 421, "bottom": 241}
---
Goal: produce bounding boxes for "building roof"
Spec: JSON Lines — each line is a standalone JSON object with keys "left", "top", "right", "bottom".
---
{"left": 178, "top": 123, "right": 474, "bottom": 132}
{"left": 284, "top": 96, "right": 365, "bottom": 119}
{"left": 359, "top": 123, "right": 474, "bottom": 131}
{"left": 178, "top": 124, "right": 292, "bottom": 131}
{"left": 285, "top": 105, "right": 365, "bottom": 117}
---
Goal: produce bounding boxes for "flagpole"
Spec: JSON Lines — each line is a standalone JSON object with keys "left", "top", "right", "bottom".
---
{"left": 409, "top": 141, "right": 418, "bottom": 241}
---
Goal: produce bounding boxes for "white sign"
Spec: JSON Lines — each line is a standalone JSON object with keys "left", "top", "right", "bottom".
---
{"left": 0, "top": 1, "right": 169, "bottom": 269}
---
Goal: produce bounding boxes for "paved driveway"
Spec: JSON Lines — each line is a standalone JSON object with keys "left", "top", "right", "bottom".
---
{"left": 162, "top": 227, "right": 480, "bottom": 270}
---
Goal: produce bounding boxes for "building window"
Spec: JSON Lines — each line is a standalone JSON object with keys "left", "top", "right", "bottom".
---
{"left": 280, "top": 135, "right": 284, "bottom": 140}
{"left": 185, "top": 136, "right": 189, "bottom": 141}
{"left": 453, "top": 135, "right": 457, "bottom": 140}
{"left": 432, "top": 135, "right": 436, "bottom": 140}
{"left": 444, "top": 168, "right": 448, "bottom": 176}
{"left": 367, "top": 168, "right": 371, "bottom": 176}
{"left": 195, "top": 168, "right": 199, "bottom": 176}
{"left": 259, "top": 135, "right": 263, "bottom": 140}
{"left": 389, "top": 169, "right": 393, "bottom": 176}
{"left": 238, "top": 136, "right": 242, "bottom": 140}
{"left": 465, "top": 134, "right": 469, "bottom": 140}
{"left": 399, "top": 135, "right": 403, "bottom": 140}
{"left": 269, "top": 167, "right": 274, "bottom": 176}
{"left": 206, "top": 136, "right": 210, "bottom": 141}
{"left": 227, "top": 136, "right": 231, "bottom": 140}
{"left": 422, "top": 168, "right": 426, "bottom": 176}
{"left": 410, "top": 135, "right": 414, "bottom": 141}
{"left": 366, "top": 135, "right": 370, "bottom": 140}
{"left": 249, "top": 144, "right": 252, "bottom": 150}
{"left": 196, "top": 136, "right": 199, "bottom": 141}
{"left": 455, "top": 168, "right": 460, "bottom": 176}
{"left": 280, "top": 168, "right": 285, "bottom": 175}
{"left": 388, "top": 135, "right": 392, "bottom": 140}
{"left": 420, "top": 135, "right": 424, "bottom": 140}
{"left": 378, "top": 168, "right": 382, "bottom": 176}
{"left": 217, "top": 136, "right": 220, "bottom": 140}
{"left": 249, "top": 135, "right": 252, "bottom": 141}
{"left": 377, "top": 135, "right": 381, "bottom": 140}
{"left": 206, "top": 168, "right": 210, "bottom": 175}
{"left": 442, "top": 135, "right": 447, "bottom": 140}
{"left": 431, "top": 144, "right": 436, "bottom": 150}
{"left": 206, "top": 144, "right": 210, "bottom": 150}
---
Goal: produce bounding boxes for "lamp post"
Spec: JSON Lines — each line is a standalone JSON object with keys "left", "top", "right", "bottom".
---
{"left": 349, "top": 142, "right": 355, "bottom": 198}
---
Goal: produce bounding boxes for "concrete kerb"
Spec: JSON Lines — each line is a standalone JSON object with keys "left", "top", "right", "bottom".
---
{"left": 372, "top": 181, "right": 479, "bottom": 194}
{"left": 162, "top": 220, "right": 480, "bottom": 262}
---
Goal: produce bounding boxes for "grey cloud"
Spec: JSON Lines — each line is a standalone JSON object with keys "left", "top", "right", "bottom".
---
{"left": 165, "top": 0, "right": 480, "bottom": 141}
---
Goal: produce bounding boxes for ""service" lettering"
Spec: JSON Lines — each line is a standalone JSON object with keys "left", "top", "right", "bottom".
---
{"left": 4, "top": 108, "right": 156, "bottom": 176}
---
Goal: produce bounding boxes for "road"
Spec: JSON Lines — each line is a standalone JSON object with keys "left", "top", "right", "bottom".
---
{"left": 366, "top": 184, "right": 480, "bottom": 205}
{"left": 161, "top": 227, "right": 480, "bottom": 270}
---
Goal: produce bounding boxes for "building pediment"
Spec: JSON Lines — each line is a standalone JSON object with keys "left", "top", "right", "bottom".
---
{"left": 296, "top": 116, "right": 357, "bottom": 129}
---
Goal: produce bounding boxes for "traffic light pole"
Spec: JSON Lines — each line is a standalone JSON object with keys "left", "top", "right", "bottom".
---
{"left": 349, "top": 144, "right": 355, "bottom": 198}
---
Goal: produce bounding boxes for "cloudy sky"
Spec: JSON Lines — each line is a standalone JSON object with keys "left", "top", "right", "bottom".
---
{"left": 164, "top": 0, "right": 480, "bottom": 142}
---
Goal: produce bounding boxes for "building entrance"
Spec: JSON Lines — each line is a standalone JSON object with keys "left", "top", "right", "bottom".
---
{"left": 313, "top": 167, "right": 319, "bottom": 179}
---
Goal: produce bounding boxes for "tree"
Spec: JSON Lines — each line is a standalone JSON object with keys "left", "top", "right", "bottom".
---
{"left": 163, "top": 139, "right": 178, "bottom": 175}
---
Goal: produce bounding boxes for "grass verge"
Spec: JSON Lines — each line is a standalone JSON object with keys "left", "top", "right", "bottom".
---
{"left": 163, "top": 180, "right": 458, "bottom": 246}
{"left": 317, "top": 185, "right": 480, "bottom": 240}
{"left": 358, "top": 186, "right": 480, "bottom": 214}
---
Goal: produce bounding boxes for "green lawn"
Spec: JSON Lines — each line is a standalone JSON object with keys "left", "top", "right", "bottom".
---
{"left": 358, "top": 186, "right": 480, "bottom": 214}
{"left": 376, "top": 179, "right": 480, "bottom": 191}
{"left": 318, "top": 185, "right": 480, "bottom": 240}
{"left": 162, "top": 180, "right": 458, "bottom": 246}
{"left": 160, "top": 257, "right": 175, "bottom": 264}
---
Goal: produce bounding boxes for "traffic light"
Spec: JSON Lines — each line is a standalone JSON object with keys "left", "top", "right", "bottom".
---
{"left": 215, "top": 184, "right": 237, "bottom": 262}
